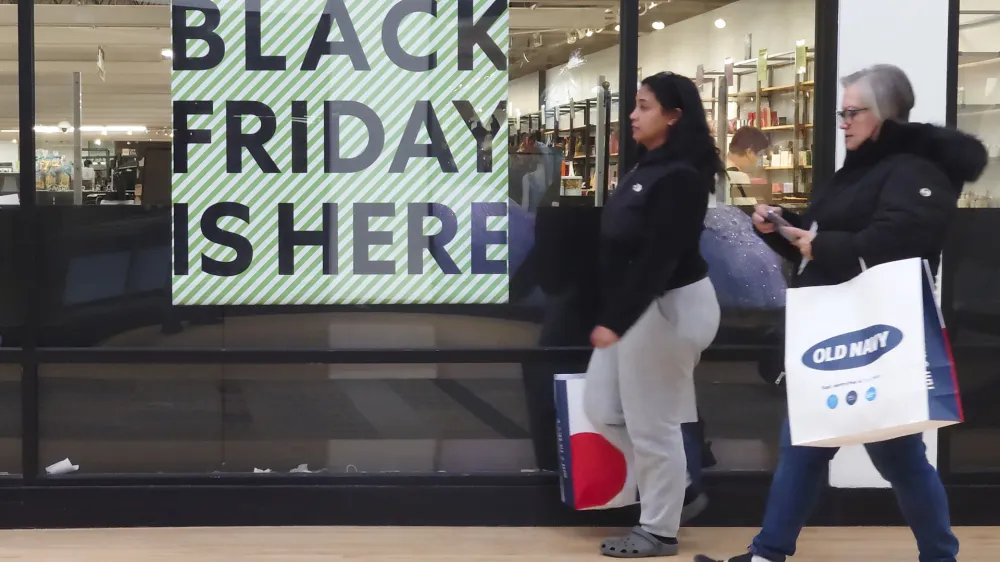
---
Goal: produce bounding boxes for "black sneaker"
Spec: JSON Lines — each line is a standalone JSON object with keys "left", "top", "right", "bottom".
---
{"left": 702, "top": 440, "right": 717, "bottom": 469}
{"left": 693, "top": 554, "right": 754, "bottom": 562}
{"left": 680, "top": 490, "right": 708, "bottom": 524}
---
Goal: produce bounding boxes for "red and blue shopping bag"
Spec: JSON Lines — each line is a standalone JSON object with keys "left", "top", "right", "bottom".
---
{"left": 554, "top": 373, "right": 639, "bottom": 510}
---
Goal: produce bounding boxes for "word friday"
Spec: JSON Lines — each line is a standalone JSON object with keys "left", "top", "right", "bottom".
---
{"left": 172, "top": 0, "right": 506, "bottom": 175}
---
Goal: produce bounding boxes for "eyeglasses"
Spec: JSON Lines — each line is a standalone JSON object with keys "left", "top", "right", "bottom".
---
{"left": 836, "top": 108, "right": 869, "bottom": 122}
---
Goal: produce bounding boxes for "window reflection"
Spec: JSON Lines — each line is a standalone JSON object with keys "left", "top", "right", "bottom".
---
{"left": 948, "top": 0, "right": 1000, "bottom": 474}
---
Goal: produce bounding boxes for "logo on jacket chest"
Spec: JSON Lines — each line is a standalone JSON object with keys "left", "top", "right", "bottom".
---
{"left": 632, "top": 183, "right": 643, "bottom": 192}
{"left": 802, "top": 324, "right": 904, "bottom": 371}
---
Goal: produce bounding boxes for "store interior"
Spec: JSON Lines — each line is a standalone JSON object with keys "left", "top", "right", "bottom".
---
{"left": 957, "top": 1, "right": 1000, "bottom": 207}
{"left": 5, "top": 0, "right": 823, "bottom": 209}
{"left": 507, "top": 0, "right": 818, "bottom": 212}
{"left": 0, "top": 0, "right": 171, "bottom": 206}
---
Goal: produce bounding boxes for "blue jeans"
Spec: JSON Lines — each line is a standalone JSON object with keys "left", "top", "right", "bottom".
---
{"left": 751, "top": 419, "right": 959, "bottom": 562}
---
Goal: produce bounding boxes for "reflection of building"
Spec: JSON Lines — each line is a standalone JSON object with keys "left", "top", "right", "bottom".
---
{"left": 0, "top": 0, "right": 995, "bottom": 530}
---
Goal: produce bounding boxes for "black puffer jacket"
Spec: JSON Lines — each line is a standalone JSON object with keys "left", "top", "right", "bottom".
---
{"left": 761, "top": 120, "right": 989, "bottom": 288}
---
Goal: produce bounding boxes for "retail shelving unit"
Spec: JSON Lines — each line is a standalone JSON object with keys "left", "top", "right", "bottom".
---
{"left": 508, "top": 92, "right": 623, "bottom": 205}
{"left": 701, "top": 46, "right": 816, "bottom": 208}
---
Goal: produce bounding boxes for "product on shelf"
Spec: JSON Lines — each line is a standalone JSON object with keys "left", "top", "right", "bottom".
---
{"left": 35, "top": 151, "right": 73, "bottom": 190}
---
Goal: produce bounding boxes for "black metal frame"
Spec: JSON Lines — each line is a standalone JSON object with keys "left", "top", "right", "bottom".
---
{"left": 5, "top": 0, "right": 1000, "bottom": 529}
{"left": 938, "top": 0, "right": 962, "bottom": 485}
{"left": 811, "top": 0, "right": 839, "bottom": 191}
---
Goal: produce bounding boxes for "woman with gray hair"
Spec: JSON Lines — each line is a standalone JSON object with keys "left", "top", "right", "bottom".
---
{"left": 695, "top": 64, "right": 988, "bottom": 562}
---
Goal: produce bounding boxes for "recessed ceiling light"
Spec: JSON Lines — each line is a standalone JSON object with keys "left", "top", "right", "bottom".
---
{"left": 585, "top": 29, "right": 593, "bottom": 37}
{"left": 652, "top": 21, "right": 665, "bottom": 30}
{"left": 161, "top": 48, "right": 173, "bottom": 59}
{"left": 714, "top": 18, "right": 726, "bottom": 29}
{"left": 614, "top": 24, "right": 620, "bottom": 32}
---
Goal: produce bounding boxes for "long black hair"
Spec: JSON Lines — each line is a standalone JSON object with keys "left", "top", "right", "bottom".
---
{"left": 639, "top": 71, "right": 725, "bottom": 193}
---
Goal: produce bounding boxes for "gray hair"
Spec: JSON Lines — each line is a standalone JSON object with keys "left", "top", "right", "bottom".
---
{"left": 840, "top": 64, "right": 915, "bottom": 123}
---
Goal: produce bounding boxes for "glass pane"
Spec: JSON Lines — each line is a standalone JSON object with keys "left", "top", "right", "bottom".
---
{"left": 949, "top": 0, "right": 1000, "bottom": 474}
{"left": 0, "top": 364, "right": 20, "bottom": 476}
{"left": 29, "top": 1, "right": 623, "bottom": 349}
{"left": 34, "top": 0, "right": 160, "bottom": 206}
{"left": 0, "top": 1, "right": 20, "bottom": 477}
{"left": 0, "top": 1, "right": 20, "bottom": 207}
{"left": 40, "top": 362, "right": 540, "bottom": 474}
{"left": 38, "top": 359, "right": 780, "bottom": 475}
{"left": 0, "top": 209, "right": 21, "bottom": 347}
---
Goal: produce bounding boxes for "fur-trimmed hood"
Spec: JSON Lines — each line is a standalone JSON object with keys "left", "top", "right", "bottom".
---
{"left": 845, "top": 119, "right": 989, "bottom": 192}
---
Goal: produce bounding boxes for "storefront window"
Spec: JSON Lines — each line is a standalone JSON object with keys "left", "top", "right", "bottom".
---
{"left": 24, "top": 0, "right": 825, "bottom": 477}
{"left": 29, "top": 0, "right": 622, "bottom": 475}
{"left": 948, "top": 0, "right": 1000, "bottom": 474}
{"left": 29, "top": 0, "right": 628, "bottom": 352}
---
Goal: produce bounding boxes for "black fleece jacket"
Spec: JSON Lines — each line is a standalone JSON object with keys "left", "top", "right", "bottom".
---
{"left": 596, "top": 146, "right": 713, "bottom": 336}
{"left": 760, "top": 120, "right": 989, "bottom": 288}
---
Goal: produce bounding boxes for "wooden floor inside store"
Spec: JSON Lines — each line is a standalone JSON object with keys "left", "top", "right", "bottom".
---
{"left": 0, "top": 526, "right": 995, "bottom": 560}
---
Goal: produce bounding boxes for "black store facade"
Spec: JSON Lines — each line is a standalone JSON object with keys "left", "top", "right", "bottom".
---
{"left": 0, "top": 0, "right": 998, "bottom": 529}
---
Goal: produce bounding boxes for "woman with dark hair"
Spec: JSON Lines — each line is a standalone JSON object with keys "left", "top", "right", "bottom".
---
{"left": 584, "top": 71, "right": 723, "bottom": 558}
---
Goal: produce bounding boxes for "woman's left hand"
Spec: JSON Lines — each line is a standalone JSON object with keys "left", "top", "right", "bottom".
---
{"left": 780, "top": 226, "right": 816, "bottom": 260}
{"left": 590, "top": 326, "right": 620, "bottom": 348}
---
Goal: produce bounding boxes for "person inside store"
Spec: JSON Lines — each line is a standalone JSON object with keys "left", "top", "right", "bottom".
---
{"left": 695, "top": 64, "right": 988, "bottom": 562}
{"left": 724, "top": 126, "right": 770, "bottom": 204}
{"left": 585, "top": 71, "right": 722, "bottom": 558}
{"left": 725, "top": 126, "right": 769, "bottom": 177}
{"left": 514, "top": 130, "right": 560, "bottom": 212}
{"left": 81, "top": 159, "right": 96, "bottom": 189}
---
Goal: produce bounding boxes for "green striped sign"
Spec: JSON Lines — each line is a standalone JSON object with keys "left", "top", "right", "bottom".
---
{"left": 171, "top": 0, "right": 509, "bottom": 305}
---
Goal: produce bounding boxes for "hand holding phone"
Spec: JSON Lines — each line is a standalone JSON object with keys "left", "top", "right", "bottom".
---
{"left": 764, "top": 210, "right": 792, "bottom": 229}
{"left": 751, "top": 204, "right": 782, "bottom": 234}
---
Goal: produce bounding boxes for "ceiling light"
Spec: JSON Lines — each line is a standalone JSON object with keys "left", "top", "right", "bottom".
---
{"left": 29, "top": 125, "right": 147, "bottom": 134}
{"left": 614, "top": 24, "right": 620, "bottom": 31}
{"left": 652, "top": 21, "right": 665, "bottom": 30}
{"left": 585, "top": 29, "right": 593, "bottom": 37}
{"left": 715, "top": 18, "right": 726, "bottom": 29}
{"left": 161, "top": 48, "right": 173, "bottom": 59}
{"left": 94, "top": 138, "right": 102, "bottom": 146}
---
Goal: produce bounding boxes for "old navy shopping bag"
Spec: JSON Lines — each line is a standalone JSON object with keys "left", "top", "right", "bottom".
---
{"left": 784, "top": 258, "right": 962, "bottom": 448}
{"left": 554, "top": 373, "right": 639, "bottom": 510}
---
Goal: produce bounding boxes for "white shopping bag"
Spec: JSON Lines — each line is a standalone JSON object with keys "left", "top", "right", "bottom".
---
{"left": 554, "top": 373, "right": 639, "bottom": 510}
{"left": 784, "top": 258, "right": 963, "bottom": 447}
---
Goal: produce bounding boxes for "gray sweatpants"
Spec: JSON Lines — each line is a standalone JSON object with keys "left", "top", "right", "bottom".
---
{"left": 583, "top": 278, "right": 720, "bottom": 537}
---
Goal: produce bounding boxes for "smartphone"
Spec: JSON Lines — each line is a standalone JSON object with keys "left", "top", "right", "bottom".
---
{"left": 764, "top": 209, "right": 791, "bottom": 229}
{"left": 764, "top": 210, "right": 798, "bottom": 241}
